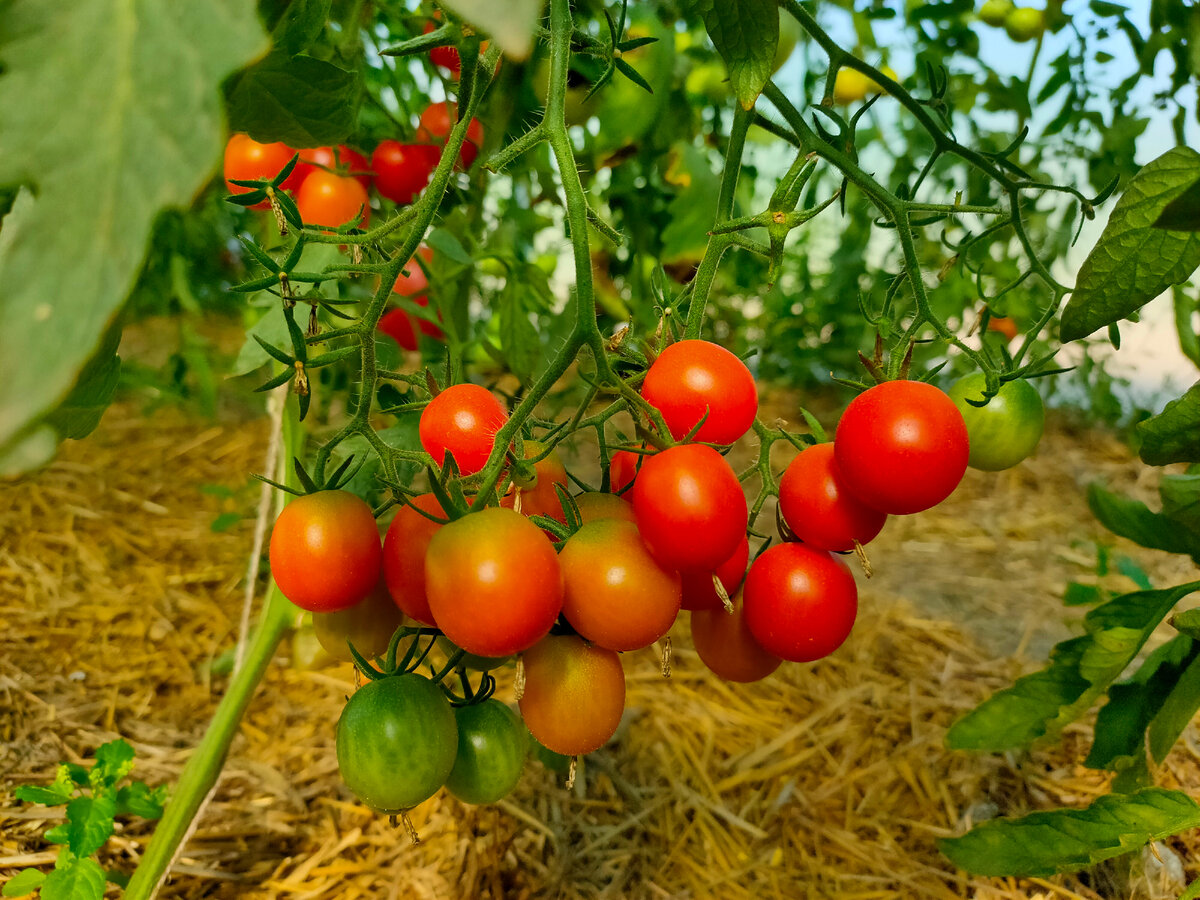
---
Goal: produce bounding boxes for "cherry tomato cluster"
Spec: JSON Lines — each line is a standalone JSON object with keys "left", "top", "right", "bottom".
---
{"left": 266, "top": 334, "right": 1047, "bottom": 814}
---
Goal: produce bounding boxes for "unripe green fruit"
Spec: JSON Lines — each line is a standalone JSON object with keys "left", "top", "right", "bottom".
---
{"left": 979, "top": 0, "right": 1015, "bottom": 26}
{"left": 1004, "top": 6, "right": 1045, "bottom": 42}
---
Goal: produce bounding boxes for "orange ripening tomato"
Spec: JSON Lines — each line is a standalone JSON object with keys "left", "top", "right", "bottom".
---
{"left": 313, "top": 577, "right": 406, "bottom": 662}
{"left": 574, "top": 492, "right": 636, "bottom": 524}
{"left": 295, "top": 170, "right": 371, "bottom": 229}
{"left": 224, "top": 134, "right": 305, "bottom": 207}
{"left": 519, "top": 634, "right": 626, "bottom": 756}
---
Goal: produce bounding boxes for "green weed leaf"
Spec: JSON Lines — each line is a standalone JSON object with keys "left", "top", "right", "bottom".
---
{"left": 114, "top": 782, "right": 168, "bottom": 820}
{"left": 1, "top": 869, "right": 46, "bottom": 897}
{"left": 41, "top": 855, "right": 107, "bottom": 900}
{"left": 15, "top": 766, "right": 75, "bottom": 807}
{"left": 65, "top": 795, "right": 117, "bottom": 859}
{"left": 691, "top": 0, "right": 778, "bottom": 110}
{"left": 91, "top": 740, "right": 135, "bottom": 789}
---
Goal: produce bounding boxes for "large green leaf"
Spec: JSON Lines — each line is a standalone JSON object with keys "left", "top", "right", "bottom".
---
{"left": 40, "top": 855, "right": 107, "bottom": 900}
{"left": 0, "top": 0, "right": 268, "bottom": 467}
{"left": 1148, "top": 648, "right": 1200, "bottom": 763}
{"left": 1087, "top": 483, "right": 1200, "bottom": 559}
{"left": 691, "top": 0, "right": 779, "bottom": 110}
{"left": 225, "top": 50, "right": 362, "bottom": 146}
{"left": 1137, "top": 381, "right": 1200, "bottom": 466}
{"left": 1061, "top": 147, "right": 1200, "bottom": 341}
{"left": 938, "top": 788, "right": 1200, "bottom": 877}
{"left": 1155, "top": 176, "right": 1200, "bottom": 231}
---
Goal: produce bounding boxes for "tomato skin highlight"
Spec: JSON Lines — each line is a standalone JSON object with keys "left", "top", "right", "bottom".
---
{"left": 371, "top": 140, "right": 439, "bottom": 205}
{"left": 419, "top": 384, "right": 508, "bottom": 475}
{"left": 382, "top": 493, "right": 447, "bottom": 626}
{"left": 559, "top": 519, "right": 682, "bottom": 651}
{"left": 269, "top": 490, "right": 382, "bottom": 613}
{"left": 742, "top": 543, "right": 858, "bottom": 663}
{"left": 313, "top": 578, "right": 405, "bottom": 661}
{"left": 641, "top": 340, "right": 758, "bottom": 445}
{"left": 778, "top": 443, "right": 887, "bottom": 552}
{"left": 948, "top": 373, "right": 1045, "bottom": 472}
{"left": 632, "top": 443, "right": 748, "bottom": 573}
{"left": 519, "top": 634, "right": 626, "bottom": 757}
{"left": 425, "top": 508, "right": 564, "bottom": 657}
{"left": 295, "top": 170, "right": 371, "bottom": 228}
{"left": 680, "top": 534, "right": 750, "bottom": 612}
{"left": 834, "top": 380, "right": 969, "bottom": 515}
{"left": 444, "top": 700, "right": 528, "bottom": 805}
{"left": 336, "top": 674, "right": 458, "bottom": 813}
{"left": 690, "top": 598, "right": 781, "bottom": 683}
{"left": 223, "top": 134, "right": 304, "bottom": 206}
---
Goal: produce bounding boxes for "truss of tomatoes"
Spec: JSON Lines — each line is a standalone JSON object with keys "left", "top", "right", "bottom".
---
{"left": 267, "top": 338, "right": 1042, "bottom": 814}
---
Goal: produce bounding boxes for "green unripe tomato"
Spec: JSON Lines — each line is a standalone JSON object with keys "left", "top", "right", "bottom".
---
{"left": 1004, "top": 6, "right": 1045, "bottom": 41}
{"left": 948, "top": 373, "right": 1045, "bottom": 472}
{"left": 444, "top": 700, "right": 528, "bottom": 804}
{"left": 979, "top": 0, "right": 1015, "bottom": 26}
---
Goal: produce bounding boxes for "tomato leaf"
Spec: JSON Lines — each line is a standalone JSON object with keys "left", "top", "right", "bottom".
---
{"left": 1, "top": 869, "right": 46, "bottom": 897}
{"left": 1154, "top": 176, "right": 1200, "bottom": 231}
{"left": 1088, "top": 483, "right": 1200, "bottom": 559}
{"left": 226, "top": 50, "right": 363, "bottom": 147}
{"left": 0, "top": 0, "right": 268, "bottom": 471}
{"left": 1061, "top": 147, "right": 1200, "bottom": 341}
{"left": 938, "top": 788, "right": 1200, "bottom": 877}
{"left": 690, "top": 0, "right": 779, "bottom": 110}
{"left": 41, "top": 328, "right": 122, "bottom": 443}
{"left": 40, "top": 855, "right": 107, "bottom": 900}
{"left": 1172, "top": 608, "right": 1200, "bottom": 639}
{"left": 437, "top": 0, "right": 546, "bottom": 60}
{"left": 271, "top": 0, "right": 333, "bottom": 56}
{"left": 1137, "top": 381, "right": 1200, "bottom": 466}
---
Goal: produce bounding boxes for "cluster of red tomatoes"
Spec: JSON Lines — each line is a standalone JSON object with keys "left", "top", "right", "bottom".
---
{"left": 268, "top": 337, "right": 1044, "bottom": 814}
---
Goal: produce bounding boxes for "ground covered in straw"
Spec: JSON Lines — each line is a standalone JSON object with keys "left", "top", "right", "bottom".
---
{"left": 3, "top": 375, "right": 1200, "bottom": 899}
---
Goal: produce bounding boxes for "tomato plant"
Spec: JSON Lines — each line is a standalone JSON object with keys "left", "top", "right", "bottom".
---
{"left": 948, "top": 374, "right": 1045, "bottom": 472}
{"left": 778, "top": 443, "right": 887, "bottom": 552}
{"left": 742, "top": 543, "right": 858, "bottom": 663}
{"left": 419, "top": 384, "right": 508, "bottom": 475}
{"left": 690, "top": 598, "right": 781, "bottom": 683}
{"left": 424, "top": 508, "right": 563, "bottom": 657}
{"left": 444, "top": 700, "right": 528, "bottom": 805}
{"left": 641, "top": 339, "right": 758, "bottom": 445}
{"left": 295, "top": 169, "right": 370, "bottom": 228}
{"left": 335, "top": 674, "right": 458, "bottom": 813}
{"left": 834, "top": 381, "right": 969, "bottom": 515}
{"left": 519, "top": 634, "right": 625, "bottom": 757}
{"left": 269, "top": 490, "right": 382, "bottom": 613}
{"left": 382, "top": 493, "right": 446, "bottom": 626}
{"left": 559, "top": 519, "right": 681, "bottom": 651}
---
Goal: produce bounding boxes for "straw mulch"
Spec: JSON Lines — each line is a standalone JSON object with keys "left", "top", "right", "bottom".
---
{"left": 3, "top": 383, "right": 1200, "bottom": 899}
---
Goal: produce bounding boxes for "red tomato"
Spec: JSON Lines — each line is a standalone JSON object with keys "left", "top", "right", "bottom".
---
{"left": 424, "top": 21, "right": 462, "bottom": 77}
{"left": 778, "top": 443, "right": 887, "bottom": 552}
{"left": 690, "top": 597, "right": 781, "bottom": 682}
{"left": 519, "top": 634, "right": 626, "bottom": 756}
{"left": 296, "top": 170, "right": 371, "bottom": 229}
{"left": 680, "top": 534, "right": 749, "bottom": 612}
{"left": 559, "top": 519, "right": 681, "bottom": 651}
{"left": 609, "top": 447, "right": 648, "bottom": 494}
{"left": 223, "top": 134, "right": 304, "bottom": 207}
{"left": 574, "top": 492, "right": 636, "bottom": 524}
{"left": 501, "top": 440, "right": 569, "bottom": 525}
{"left": 425, "top": 508, "right": 564, "bottom": 656}
{"left": 834, "top": 381, "right": 969, "bottom": 515}
{"left": 269, "top": 490, "right": 382, "bottom": 613}
{"left": 742, "top": 543, "right": 858, "bottom": 663}
{"left": 641, "top": 340, "right": 758, "bottom": 445}
{"left": 632, "top": 444, "right": 747, "bottom": 572}
{"left": 371, "top": 140, "right": 440, "bottom": 205}
{"left": 382, "top": 493, "right": 447, "bottom": 626}
{"left": 417, "top": 101, "right": 484, "bottom": 168}
{"left": 419, "top": 384, "right": 508, "bottom": 475}
{"left": 380, "top": 247, "right": 443, "bottom": 351}
{"left": 293, "top": 145, "right": 372, "bottom": 189}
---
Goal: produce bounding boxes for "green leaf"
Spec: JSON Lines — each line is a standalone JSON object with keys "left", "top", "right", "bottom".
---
{"left": 1137, "top": 381, "right": 1200, "bottom": 466}
{"left": 438, "top": 0, "right": 546, "bottom": 60}
{"left": 691, "top": 0, "right": 779, "bottom": 110}
{"left": 43, "top": 825, "right": 70, "bottom": 845}
{"left": 41, "top": 326, "right": 122, "bottom": 443}
{"left": 938, "top": 788, "right": 1200, "bottom": 877}
{"left": 1087, "top": 483, "right": 1200, "bottom": 558}
{"left": 1182, "top": 876, "right": 1200, "bottom": 900}
{"left": 41, "top": 856, "right": 107, "bottom": 900}
{"left": 91, "top": 740, "right": 135, "bottom": 789}
{"left": 1161, "top": 473, "right": 1200, "bottom": 534}
{"left": 226, "top": 51, "right": 362, "bottom": 147}
{"left": 1173, "top": 607, "right": 1200, "bottom": 639}
{"left": 332, "top": 420, "right": 422, "bottom": 503}
{"left": 1154, "top": 177, "right": 1200, "bottom": 231}
{"left": 1061, "top": 147, "right": 1200, "bottom": 341}
{"left": 114, "top": 782, "right": 167, "bottom": 820}
{"left": 15, "top": 765, "right": 75, "bottom": 806}
{"left": 1063, "top": 582, "right": 1107, "bottom": 606}
{"left": 1147, "top": 649, "right": 1200, "bottom": 763}
{"left": 1, "top": 869, "right": 46, "bottom": 897}
{"left": 272, "top": 0, "right": 331, "bottom": 56}
{"left": 65, "top": 794, "right": 116, "bottom": 859}
{"left": 426, "top": 229, "right": 474, "bottom": 266}
{"left": 498, "top": 282, "right": 542, "bottom": 385}
{"left": 661, "top": 143, "right": 721, "bottom": 266}
{"left": 0, "top": 0, "right": 268, "bottom": 469}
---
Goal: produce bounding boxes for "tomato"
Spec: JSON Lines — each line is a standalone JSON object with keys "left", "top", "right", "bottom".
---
{"left": 1004, "top": 6, "right": 1044, "bottom": 41}
{"left": 444, "top": 700, "right": 527, "bottom": 805}
{"left": 742, "top": 543, "right": 858, "bottom": 663}
{"left": 293, "top": 145, "right": 371, "bottom": 190}
{"left": 519, "top": 634, "right": 625, "bottom": 757}
{"left": 778, "top": 443, "right": 887, "bottom": 552}
{"left": 371, "top": 140, "right": 440, "bottom": 206}
{"left": 979, "top": 0, "right": 1015, "bottom": 26}
{"left": 425, "top": 508, "right": 564, "bottom": 656}
{"left": 419, "top": 384, "right": 508, "bottom": 475}
{"left": 336, "top": 674, "right": 458, "bottom": 812}
{"left": 425, "top": 21, "right": 463, "bottom": 76}
{"left": 632, "top": 444, "right": 748, "bottom": 572}
{"left": 833, "top": 380, "right": 969, "bottom": 515}
{"left": 559, "top": 519, "right": 681, "bottom": 651}
{"left": 832, "top": 65, "right": 897, "bottom": 104}
{"left": 417, "top": 101, "right": 484, "bottom": 168}
{"left": 690, "top": 597, "right": 781, "bottom": 683}
{"left": 269, "top": 490, "right": 382, "bottom": 613}
{"left": 382, "top": 493, "right": 447, "bottom": 626}
{"left": 223, "top": 134, "right": 304, "bottom": 207}
{"left": 574, "top": 491, "right": 636, "bottom": 524}
{"left": 295, "top": 170, "right": 371, "bottom": 228}
{"left": 641, "top": 340, "right": 758, "bottom": 445}
{"left": 501, "top": 440, "right": 569, "bottom": 525}
{"left": 609, "top": 447, "right": 648, "bottom": 494}
{"left": 380, "top": 247, "right": 443, "bottom": 351}
{"left": 947, "top": 373, "right": 1045, "bottom": 472}
{"left": 987, "top": 315, "right": 1019, "bottom": 342}
{"left": 313, "top": 578, "right": 405, "bottom": 662}
{"left": 680, "top": 534, "right": 749, "bottom": 612}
